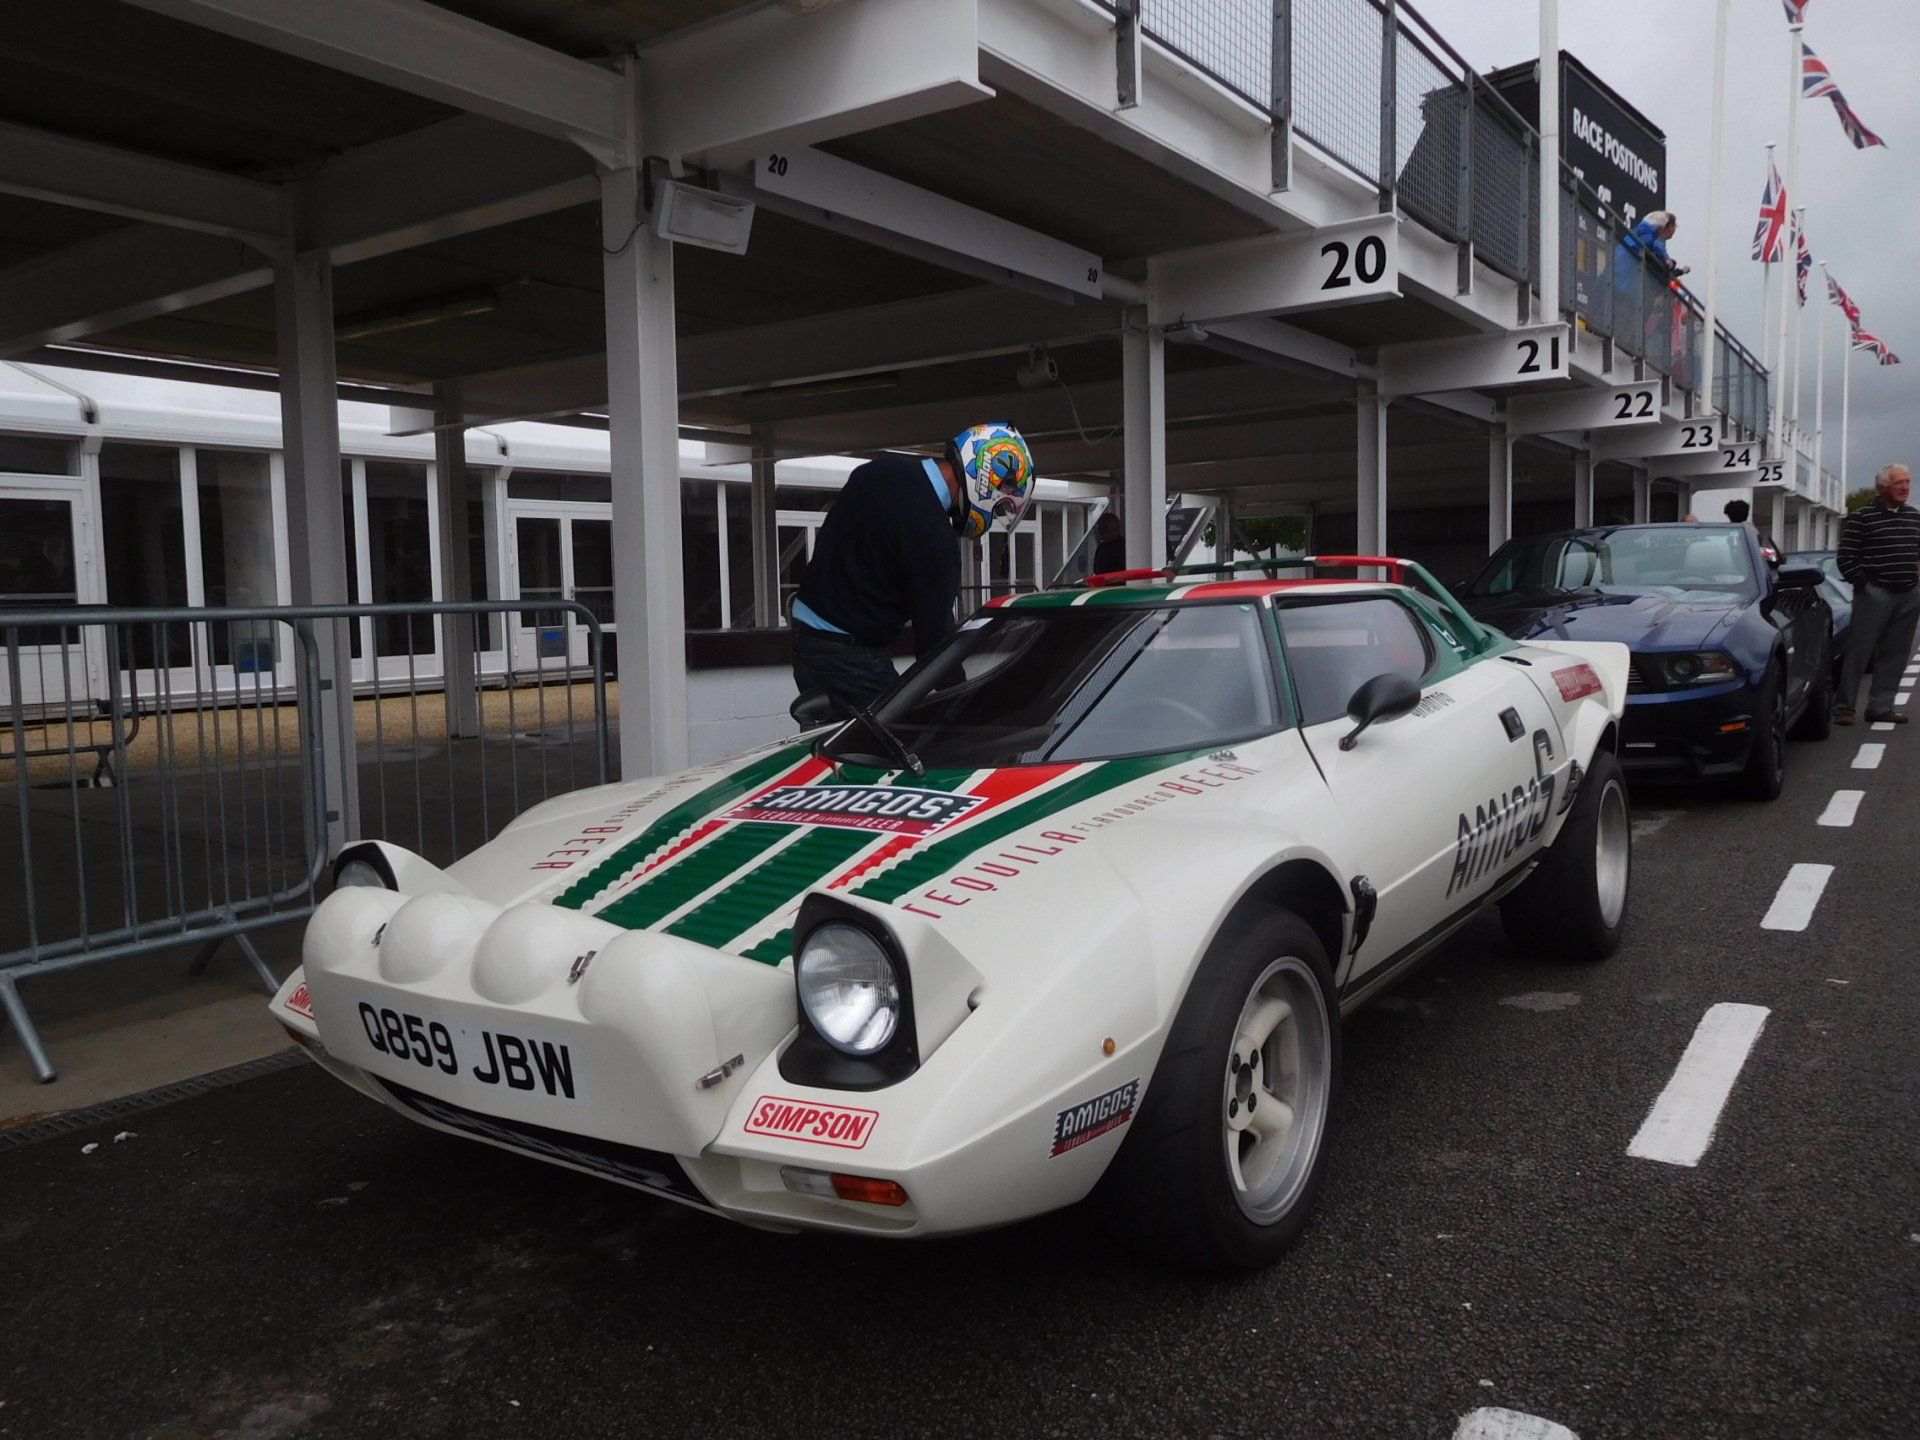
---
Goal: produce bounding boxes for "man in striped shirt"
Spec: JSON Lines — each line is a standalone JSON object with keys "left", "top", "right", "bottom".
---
{"left": 1834, "top": 463, "right": 1920, "bottom": 725}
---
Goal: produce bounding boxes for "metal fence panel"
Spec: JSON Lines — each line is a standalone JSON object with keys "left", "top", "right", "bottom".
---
{"left": 1, "top": 600, "right": 610, "bottom": 1084}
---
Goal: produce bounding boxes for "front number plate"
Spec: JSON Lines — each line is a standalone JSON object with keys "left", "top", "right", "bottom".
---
{"left": 354, "top": 1000, "right": 587, "bottom": 1106}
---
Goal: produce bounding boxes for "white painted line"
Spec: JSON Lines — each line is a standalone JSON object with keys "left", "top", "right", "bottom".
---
{"left": 1817, "top": 790, "right": 1865, "bottom": 827}
{"left": 1853, "top": 743, "right": 1886, "bottom": 769}
{"left": 1627, "top": 1003, "right": 1770, "bottom": 1167}
{"left": 1454, "top": 1409, "right": 1579, "bottom": 1440}
{"left": 1872, "top": 722, "right": 1896, "bottom": 732}
{"left": 1761, "top": 863, "right": 1835, "bottom": 931}
{"left": 1899, "top": 691, "right": 1914, "bottom": 706}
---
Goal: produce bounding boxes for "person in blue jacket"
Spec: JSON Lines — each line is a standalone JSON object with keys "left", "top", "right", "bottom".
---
{"left": 1614, "top": 209, "right": 1690, "bottom": 368}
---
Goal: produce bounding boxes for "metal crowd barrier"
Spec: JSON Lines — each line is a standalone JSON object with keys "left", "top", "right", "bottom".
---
{"left": 1, "top": 599, "right": 610, "bottom": 1083}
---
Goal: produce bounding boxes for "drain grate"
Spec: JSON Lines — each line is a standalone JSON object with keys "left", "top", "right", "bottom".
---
{"left": 0, "top": 1048, "right": 309, "bottom": 1149}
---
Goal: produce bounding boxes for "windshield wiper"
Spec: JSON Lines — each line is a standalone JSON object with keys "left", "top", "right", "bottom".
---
{"left": 820, "top": 703, "right": 925, "bottom": 778}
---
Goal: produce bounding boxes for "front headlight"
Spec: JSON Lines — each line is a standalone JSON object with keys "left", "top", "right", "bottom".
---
{"left": 1649, "top": 651, "right": 1740, "bottom": 686}
{"left": 796, "top": 923, "right": 901, "bottom": 1056}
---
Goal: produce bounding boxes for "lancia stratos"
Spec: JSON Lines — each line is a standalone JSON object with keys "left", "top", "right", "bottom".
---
{"left": 272, "top": 556, "right": 1631, "bottom": 1270}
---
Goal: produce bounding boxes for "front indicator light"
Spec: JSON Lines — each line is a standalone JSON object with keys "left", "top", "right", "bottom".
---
{"left": 781, "top": 1166, "right": 909, "bottom": 1206}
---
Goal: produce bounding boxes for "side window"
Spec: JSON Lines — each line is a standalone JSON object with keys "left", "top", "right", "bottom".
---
{"left": 1275, "top": 598, "right": 1433, "bottom": 726}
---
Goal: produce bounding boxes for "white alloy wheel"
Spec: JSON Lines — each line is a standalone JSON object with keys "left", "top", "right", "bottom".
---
{"left": 1222, "top": 956, "right": 1332, "bottom": 1225}
{"left": 1594, "top": 777, "right": 1631, "bottom": 930}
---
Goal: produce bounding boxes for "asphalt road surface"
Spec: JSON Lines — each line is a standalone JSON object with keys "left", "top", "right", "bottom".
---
{"left": 4, "top": 699, "right": 1917, "bottom": 1439}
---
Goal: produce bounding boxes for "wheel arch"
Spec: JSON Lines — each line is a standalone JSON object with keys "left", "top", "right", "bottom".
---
{"left": 1221, "top": 857, "right": 1349, "bottom": 970}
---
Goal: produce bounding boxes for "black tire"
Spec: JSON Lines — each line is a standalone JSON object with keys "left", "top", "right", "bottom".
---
{"left": 1500, "top": 748, "right": 1631, "bottom": 962}
{"left": 1741, "top": 663, "right": 1788, "bottom": 800}
{"left": 1094, "top": 908, "right": 1339, "bottom": 1272}
{"left": 1790, "top": 633, "right": 1834, "bottom": 741}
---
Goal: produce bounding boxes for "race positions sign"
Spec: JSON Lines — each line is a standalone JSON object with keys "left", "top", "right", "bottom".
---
{"left": 1488, "top": 52, "right": 1667, "bottom": 227}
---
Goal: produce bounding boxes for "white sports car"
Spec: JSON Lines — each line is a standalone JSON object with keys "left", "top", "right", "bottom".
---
{"left": 272, "top": 556, "right": 1630, "bottom": 1270}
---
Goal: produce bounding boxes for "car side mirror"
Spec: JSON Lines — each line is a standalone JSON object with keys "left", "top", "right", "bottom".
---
{"left": 789, "top": 689, "right": 836, "bottom": 728}
{"left": 1339, "top": 672, "right": 1422, "bottom": 752}
{"left": 1774, "top": 566, "right": 1824, "bottom": 591}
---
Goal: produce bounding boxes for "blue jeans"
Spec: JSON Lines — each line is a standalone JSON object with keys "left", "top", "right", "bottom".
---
{"left": 790, "top": 625, "right": 901, "bottom": 719}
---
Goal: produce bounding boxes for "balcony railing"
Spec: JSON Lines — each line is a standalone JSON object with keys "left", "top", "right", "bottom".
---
{"left": 1107, "top": 0, "right": 1773, "bottom": 438}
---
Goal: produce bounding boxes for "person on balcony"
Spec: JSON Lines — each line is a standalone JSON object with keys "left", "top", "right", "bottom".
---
{"left": 789, "top": 423, "right": 1036, "bottom": 719}
{"left": 1614, "top": 210, "right": 1691, "bottom": 375}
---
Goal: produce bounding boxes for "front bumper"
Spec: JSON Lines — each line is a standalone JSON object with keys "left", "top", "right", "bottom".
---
{"left": 1618, "top": 674, "right": 1762, "bottom": 781}
{"left": 275, "top": 888, "right": 1140, "bottom": 1240}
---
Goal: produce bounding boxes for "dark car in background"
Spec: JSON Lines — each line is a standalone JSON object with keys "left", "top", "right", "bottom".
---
{"left": 1459, "top": 524, "right": 1832, "bottom": 798}
{"left": 1780, "top": 550, "right": 1852, "bottom": 675}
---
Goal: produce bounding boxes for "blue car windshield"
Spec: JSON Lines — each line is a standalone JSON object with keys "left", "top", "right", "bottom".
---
{"left": 1467, "top": 527, "right": 1759, "bottom": 600}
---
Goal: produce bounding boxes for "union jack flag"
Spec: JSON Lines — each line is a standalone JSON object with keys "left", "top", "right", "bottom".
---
{"left": 1795, "top": 224, "right": 1812, "bottom": 306}
{"left": 1751, "top": 161, "right": 1789, "bottom": 262}
{"left": 1852, "top": 331, "right": 1901, "bottom": 365}
{"left": 1828, "top": 272, "right": 1862, "bottom": 329}
{"left": 1827, "top": 94, "right": 1887, "bottom": 150}
{"left": 1801, "top": 43, "right": 1839, "bottom": 99}
{"left": 1781, "top": 0, "right": 1810, "bottom": 22}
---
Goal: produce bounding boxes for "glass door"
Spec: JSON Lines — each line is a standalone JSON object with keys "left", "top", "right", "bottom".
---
{"left": 507, "top": 506, "right": 613, "bottom": 672}
{"left": 0, "top": 481, "right": 97, "bottom": 712}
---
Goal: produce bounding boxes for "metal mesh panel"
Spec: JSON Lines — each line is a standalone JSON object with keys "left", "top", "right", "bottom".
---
{"left": 1470, "top": 100, "right": 1531, "bottom": 281}
{"left": 1393, "top": 32, "right": 1465, "bottom": 240}
{"left": 1140, "top": 0, "right": 1272, "bottom": 111}
{"left": 1293, "top": 0, "right": 1383, "bottom": 185}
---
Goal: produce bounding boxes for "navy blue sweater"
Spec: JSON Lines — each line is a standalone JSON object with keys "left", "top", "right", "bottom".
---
{"left": 795, "top": 453, "right": 960, "bottom": 654}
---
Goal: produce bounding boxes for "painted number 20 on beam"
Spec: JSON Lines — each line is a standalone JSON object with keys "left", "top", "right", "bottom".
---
{"left": 1321, "top": 236, "right": 1388, "bottom": 289}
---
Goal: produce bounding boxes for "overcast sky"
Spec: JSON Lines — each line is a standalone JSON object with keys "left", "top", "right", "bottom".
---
{"left": 1417, "top": 0, "right": 1917, "bottom": 494}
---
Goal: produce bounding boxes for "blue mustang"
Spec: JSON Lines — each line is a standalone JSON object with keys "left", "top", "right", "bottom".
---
{"left": 1459, "top": 524, "right": 1832, "bottom": 798}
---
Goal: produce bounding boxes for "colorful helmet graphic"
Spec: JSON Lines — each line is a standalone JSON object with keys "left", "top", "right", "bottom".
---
{"left": 947, "top": 423, "right": 1035, "bottom": 540}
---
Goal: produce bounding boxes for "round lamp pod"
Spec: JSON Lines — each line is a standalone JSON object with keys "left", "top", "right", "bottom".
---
{"left": 796, "top": 923, "right": 901, "bottom": 1056}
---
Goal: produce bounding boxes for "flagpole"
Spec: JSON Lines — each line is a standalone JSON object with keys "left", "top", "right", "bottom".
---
{"left": 1699, "top": 0, "right": 1730, "bottom": 412}
{"left": 1759, "top": 144, "right": 1778, "bottom": 448}
{"left": 1772, "top": 22, "right": 1804, "bottom": 455}
{"left": 1789, "top": 206, "right": 1806, "bottom": 435}
{"left": 1813, "top": 261, "right": 1828, "bottom": 522}
{"left": 1839, "top": 339, "right": 1852, "bottom": 500}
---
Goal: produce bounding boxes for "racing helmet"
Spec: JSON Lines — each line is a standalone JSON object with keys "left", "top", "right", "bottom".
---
{"left": 946, "top": 423, "right": 1035, "bottom": 540}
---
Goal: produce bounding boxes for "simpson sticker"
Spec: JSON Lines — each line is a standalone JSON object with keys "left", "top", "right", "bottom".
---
{"left": 1050, "top": 1078, "right": 1140, "bottom": 1157}
{"left": 723, "top": 785, "right": 986, "bottom": 837}
{"left": 744, "top": 1095, "right": 879, "bottom": 1150}
{"left": 1551, "top": 663, "right": 1603, "bottom": 702}
{"left": 285, "top": 983, "right": 314, "bottom": 1020}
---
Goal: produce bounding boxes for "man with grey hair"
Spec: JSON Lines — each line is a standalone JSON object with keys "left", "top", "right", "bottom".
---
{"left": 1833, "top": 462, "right": 1920, "bottom": 724}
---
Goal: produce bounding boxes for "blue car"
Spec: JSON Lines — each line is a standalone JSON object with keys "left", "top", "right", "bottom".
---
{"left": 1459, "top": 524, "right": 1832, "bottom": 798}
{"left": 1779, "top": 549, "right": 1852, "bottom": 677}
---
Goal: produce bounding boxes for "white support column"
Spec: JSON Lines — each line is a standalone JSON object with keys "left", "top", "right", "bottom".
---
{"left": 1355, "top": 382, "right": 1387, "bottom": 553}
{"left": 1632, "top": 469, "right": 1651, "bottom": 525}
{"left": 1769, "top": 488, "right": 1788, "bottom": 551}
{"left": 1121, "top": 314, "right": 1166, "bottom": 569}
{"left": 1488, "top": 424, "right": 1513, "bottom": 552}
{"left": 1214, "top": 493, "right": 1235, "bottom": 565}
{"left": 273, "top": 248, "right": 358, "bottom": 854}
{"left": 602, "top": 164, "right": 688, "bottom": 781}
{"left": 749, "top": 437, "right": 779, "bottom": 627}
{"left": 1572, "top": 449, "right": 1595, "bottom": 529}
{"left": 432, "top": 389, "right": 480, "bottom": 738}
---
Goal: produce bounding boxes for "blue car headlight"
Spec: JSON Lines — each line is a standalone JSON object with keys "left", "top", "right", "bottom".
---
{"left": 1643, "top": 652, "right": 1741, "bottom": 687}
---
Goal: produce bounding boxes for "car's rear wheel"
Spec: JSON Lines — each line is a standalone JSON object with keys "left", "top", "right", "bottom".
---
{"left": 1742, "top": 665, "right": 1788, "bottom": 800}
{"left": 1791, "top": 633, "right": 1834, "bottom": 741}
{"left": 1094, "top": 909, "right": 1338, "bottom": 1272}
{"left": 1500, "top": 748, "right": 1631, "bottom": 962}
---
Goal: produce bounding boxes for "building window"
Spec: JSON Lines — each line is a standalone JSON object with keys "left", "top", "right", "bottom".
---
{"left": 99, "top": 443, "right": 190, "bottom": 668}
{"left": 364, "top": 461, "right": 433, "bottom": 657}
{"left": 507, "top": 472, "right": 611, "bottom": 505}
{"left": 197, "top": 450, "right": 277, "bottom": 664}
{"left": 0, "top": 434, "right": 79, "bottom": 476}
{"left": 682, "top": 479, "right": 725, "bottom": 629}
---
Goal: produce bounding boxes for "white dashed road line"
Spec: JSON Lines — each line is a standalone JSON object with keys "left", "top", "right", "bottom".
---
{"left": 1872, "top": 722, "right": 1896, "bottom": 732}
{"left": 1628, "top": 1003, "right": 1771, "bottom": 1167}
{"left": 1761, "top": 863, "right": 1835, "bottom": 931}
{"left": 1454, "top": 1408, "right": 1579, "bottom": 1440}
{"left": 1817, "top": 791, "right": 1865, "bottom": 827}
{"left": 1852, "top": 743, "right": 1886, "bottom": 769}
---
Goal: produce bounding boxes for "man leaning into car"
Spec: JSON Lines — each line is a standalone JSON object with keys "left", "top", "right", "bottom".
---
{"left": 1834, "top": 462, "right": 1920, "bottom": 726}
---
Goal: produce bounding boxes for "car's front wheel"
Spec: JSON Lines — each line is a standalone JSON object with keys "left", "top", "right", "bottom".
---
{"left": 1742, "top": 663, "right": 1788, "bottom": 800}
{"left": 1500, "top": 747, "right": 1631, "bottom": 962}
{"left": 1095, "top": 909, "right": 1338, "bottom": 1271}
{"left": 1791, "top": 632, "right": 1834, "bottom": 741}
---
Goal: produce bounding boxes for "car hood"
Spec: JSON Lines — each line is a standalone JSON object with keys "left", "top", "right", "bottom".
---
{"left": 1463, "top": 589, "right": 1743, "bottom": 651}
{"left": 446, "top": 737, "right": 1277, "bottom": 967}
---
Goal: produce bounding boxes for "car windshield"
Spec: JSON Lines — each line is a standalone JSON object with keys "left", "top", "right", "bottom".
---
{"left": 868, "top": 602, "right": 1281, "bottom": 768}
{"left": 1465, "top": 527, "right": 1759, "bottom": 600}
